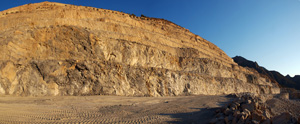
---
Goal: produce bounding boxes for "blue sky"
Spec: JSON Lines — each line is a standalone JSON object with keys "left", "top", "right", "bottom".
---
{"left": 1, "top": 0, "right": 299, "bottom": 77}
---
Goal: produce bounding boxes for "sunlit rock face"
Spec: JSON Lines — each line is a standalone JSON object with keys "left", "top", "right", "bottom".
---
{"left": 0, "top": 2, "right": 279, "bottom": 96}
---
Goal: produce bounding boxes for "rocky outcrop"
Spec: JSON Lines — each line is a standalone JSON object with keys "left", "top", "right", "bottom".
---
{"left": 0, "top": 2, "right": 279, "bottom": 96}
{"left": 233, "top": 56, "right": 300, "bottom": 90}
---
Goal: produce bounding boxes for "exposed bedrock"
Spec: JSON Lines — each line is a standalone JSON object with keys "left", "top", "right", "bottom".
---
{"left": 0, "top": 2, "right": 279, "bottom": 96}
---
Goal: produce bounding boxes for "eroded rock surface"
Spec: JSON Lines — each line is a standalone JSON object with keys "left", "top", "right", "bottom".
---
{"left": 0, "top": 2, "right": 279, "bottom": 96}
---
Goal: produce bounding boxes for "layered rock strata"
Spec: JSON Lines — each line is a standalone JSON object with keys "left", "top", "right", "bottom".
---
{"left": 0, "top": 2, "right": 279, "bottom": 96}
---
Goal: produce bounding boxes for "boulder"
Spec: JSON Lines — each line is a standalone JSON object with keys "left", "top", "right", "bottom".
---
{"left": 263, "top": 110, "right": 271, "bottom": 119}
{"left": 261, "top": 119, "right": 271, "bottom": 124}
{"left": 252, "top": 110, "right": 266, "bottom": 122}
{"left": 271, "top": 112, "right": 296, "bottom": 124}
{"left": 224, "top": 108, "right": 233, "bottom": 116}
{"left": 233, "top": 110, "right": 241, "bottom": 118}
{"left": 237, "top": 115, "right": 246, "bottom": 124}
{"left": 241, "top": 103, "right": 255, "bottom": 112}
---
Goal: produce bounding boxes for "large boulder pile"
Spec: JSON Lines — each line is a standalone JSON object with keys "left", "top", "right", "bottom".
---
{"left": 210, "top": 93, "right": 299, "bottom": 124}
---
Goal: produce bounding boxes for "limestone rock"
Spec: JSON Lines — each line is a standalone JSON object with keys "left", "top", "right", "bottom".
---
{"left": 261, "top": 119, "right": 271, "bottom": 124}
{"left": 241, "top": 103, "right": 255, "bottom": 112}
{"left": 0, "top": 2, "right": 280, "bottom": 96}
{"left": 252, "top": 110, "right": 266, "bottom": 122}
{"left": 271, "top": 112, "right": 296, "bottom": 124}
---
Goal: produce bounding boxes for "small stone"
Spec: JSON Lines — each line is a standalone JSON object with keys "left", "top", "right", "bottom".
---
{"left": 233, "top": 110, "right": 240, "bottom": 117}
{"left": 237, "top": 116, "right": 245, "bottom": 124}
{"left": 260, "top": 104, "right": 267, "bottom": 111}
{"left": 224, "top": 115, "right": 233, "bottom": 124}
{"left": 253, "top": 102, "right": 259, "bottom": 109}
{"left": 230, "top": 107, "right": 236, "bottom": 111}
{"left": 261, "top": 119, "right": 271, "bottom": 124}
{"left": 252, "top": 110, "right": 266, "bottom": 122}
{"left": 245, "top": 118, "right": 252, "bottom": 124}
{"left": 245, "top": 118, "right": 251, "bottom": 124}
{"left": 255, "top": 109, "right": 263, "bottom": 114}
{"left": 224, "top": 108, "right": 233, "bottom": 116}
{"left": 236, "top": 98, "right": 243, "bottom": 104}
{"left": 243, "top": 109, "right": 251, "bottom": 116}
{"left": 263, "top": 110, "right": 271, "bottom": 119}
{"left": 272, "top": 112, "right": 293, "bottom": 124}
{"left": 252, "top": 120, "right": 259, "bottom": 124}
{"left": 241, "top": 103, "right": 255, "bottom": 112}
{"left": 232, "top": 102, "right": 240, "bottom": 108}
{"left": 240, "top": 112, "right": 248, "bottom": 119}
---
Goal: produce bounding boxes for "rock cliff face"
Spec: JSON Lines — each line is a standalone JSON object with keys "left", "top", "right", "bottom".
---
{"left": 0, "top": 2, "right": 279, "bottom": 96}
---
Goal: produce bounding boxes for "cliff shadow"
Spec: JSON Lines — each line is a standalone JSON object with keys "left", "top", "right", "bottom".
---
{"left": 159, "top": 97, "right": 234, "bottom": 124}
{"left": 160, "top": 107, "right": 219, "bottom": 124}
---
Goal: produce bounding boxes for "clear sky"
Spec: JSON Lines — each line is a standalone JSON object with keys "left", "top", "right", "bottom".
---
{"left": 1, "top": 0, "right": 299, "bottom": 77}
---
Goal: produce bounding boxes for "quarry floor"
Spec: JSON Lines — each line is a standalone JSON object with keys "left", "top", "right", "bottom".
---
{"left": 0, "top": 95, "right": 233, "bottom": 124}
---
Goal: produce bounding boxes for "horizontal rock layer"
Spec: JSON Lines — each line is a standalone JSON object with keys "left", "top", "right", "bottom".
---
{"left": 0, "top": 2, "right": 279, "bottom": 96}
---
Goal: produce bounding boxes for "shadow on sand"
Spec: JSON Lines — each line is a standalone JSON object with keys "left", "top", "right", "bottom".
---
{"left": 160, "top": 108, "right": 218, "bottom": 124}
{"left": 160, "top": 97, "right": 234, "bottom": 124}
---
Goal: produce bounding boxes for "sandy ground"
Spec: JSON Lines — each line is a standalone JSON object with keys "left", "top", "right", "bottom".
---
{"left": 0, "top": 95, "right": 232, "bottom": 124}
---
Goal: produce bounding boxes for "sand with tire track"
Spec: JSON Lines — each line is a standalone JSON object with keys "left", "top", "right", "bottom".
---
{"left": 0, "top": 95, "right": 232, "bottom": 124}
